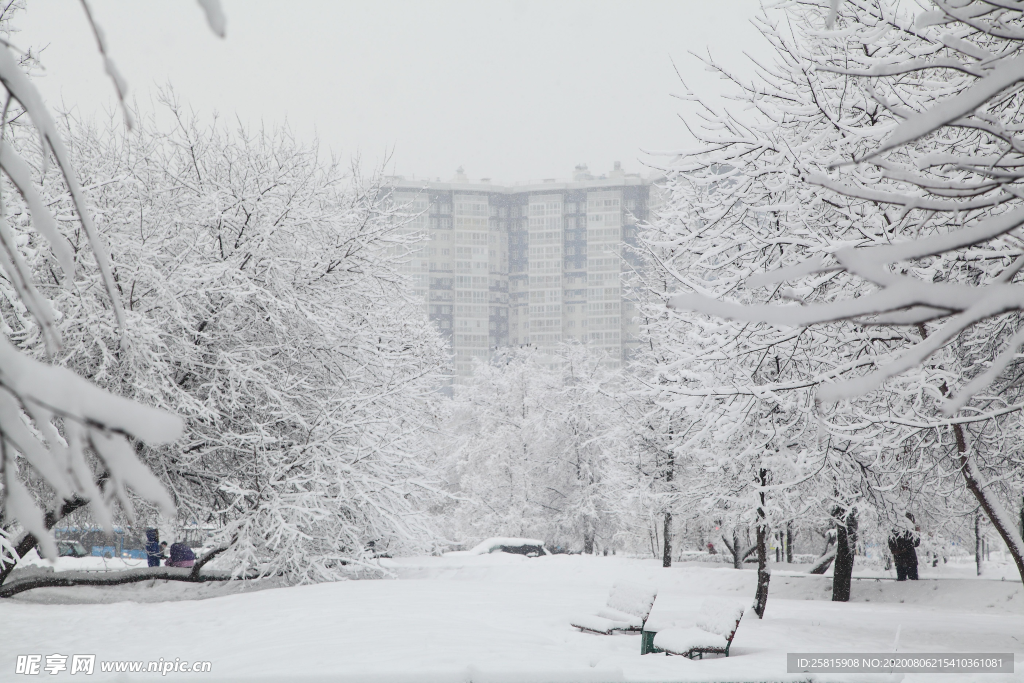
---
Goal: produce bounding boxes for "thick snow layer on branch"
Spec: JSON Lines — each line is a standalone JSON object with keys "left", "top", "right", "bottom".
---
{"left": 0, "top": 41, "right": 126, "bottom": 329}
{"left": 2, "top": 465, "right": 56, "bottom": 559}
{"left": 871, "top": 56, "right": 1024, "bottom": 158}
{"left": 0, "top": 332, "right": 180, "bottom": 558}
{"left": 0, "top": 146, "right": 74, "bottom": 276}
{"left": 197, "top": 0, "right": 226, "bottom": 37}
{"left": 0, "top": 337, "right": 183, "bottom": 445}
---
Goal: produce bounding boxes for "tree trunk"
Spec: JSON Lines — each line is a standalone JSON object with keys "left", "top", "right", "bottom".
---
{"left": 0, "top": 546, "right": 236, "bottom": 599}
{"left": 832, "top": 507, "right": 857, "bottom": 602}
{"left": 917, "top": 324, "right": 1024, "bottom": 586}
{"left": 651, "top": 518, "right": 661, "bottom": 559}
{"left": 662, "top": 439, "right": 674, "bottom": 567}
{"left": 976, "top": 511, "right": 982, "bottom": 577}
{"left": 809, "top": 547, "right": 836, "bottom": 574}
{"left": 0, "top": 495, "right": 91, "bottom": 588}
{"left": 810, "top": 528, "right": 836, "bottom": 573}
{"left": 786, "top": 522, "right": 794, "bottom": 563}
{"left": 753, "top": 525, "right": 770, "bottom": 617}
{"left": 721, "top": 529, "right": 757, "bottom": 569}
{"left": 974, "top": 511, "right": 983, "bottom": 577}
{"left": 953, "top": 423, "right": 1024, "bottom": 583}
{"left": 754, "top": 532, "right": 771, "bottom": 618}
{"left": 722, "top": 530, "right": 741, "bottom": 569}
{"left": 662, "top": 512, "right": 672, "bottom": 568}
{"left": 1019, "top": 496, "right": 1023, "bottom": 539}
{"left": 753, "top": 468, "right": 771, "bottom": 617}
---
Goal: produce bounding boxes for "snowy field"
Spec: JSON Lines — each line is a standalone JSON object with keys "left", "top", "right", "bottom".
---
{"left": 2, "top": 553, "right": 1022, "bottom": 683}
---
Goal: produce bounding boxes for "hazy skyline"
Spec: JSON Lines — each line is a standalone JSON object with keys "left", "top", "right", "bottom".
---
{"left": 16, "top": 1, "right": 770, "bottom": 182}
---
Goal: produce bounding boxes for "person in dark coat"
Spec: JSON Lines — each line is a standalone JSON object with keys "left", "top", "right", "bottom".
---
{"left": 167, "top": 541, "right": 196, "bottom": 568}
{"left": 144, "top": 529, "right": 161, "bottom": 567}
{"left": 888, "top": 527, "right": 920, "bottom": 580}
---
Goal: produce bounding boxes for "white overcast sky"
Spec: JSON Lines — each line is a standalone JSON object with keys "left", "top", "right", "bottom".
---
{"left": 15, "top": 1, "right": 771, "bottom": 183}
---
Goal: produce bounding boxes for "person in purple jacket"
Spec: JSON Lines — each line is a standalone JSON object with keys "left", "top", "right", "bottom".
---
{"left": 166, "top": 541, "right": 196, "bottom": 568}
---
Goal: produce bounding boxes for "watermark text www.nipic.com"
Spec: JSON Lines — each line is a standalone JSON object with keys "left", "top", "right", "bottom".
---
{"left": 16, "top": 654, "right": 213, "bottom": 675}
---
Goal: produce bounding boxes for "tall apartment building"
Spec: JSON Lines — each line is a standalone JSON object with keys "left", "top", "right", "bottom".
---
{"left": 388, "top": 164, "right": 656, "bottom": 378}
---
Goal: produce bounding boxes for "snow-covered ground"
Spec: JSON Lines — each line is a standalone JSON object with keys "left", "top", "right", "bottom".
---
{"left": 1, "top": 553, "right": 1021, "bottom": 682}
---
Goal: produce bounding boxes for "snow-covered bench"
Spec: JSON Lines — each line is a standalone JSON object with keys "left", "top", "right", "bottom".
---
{"left": 642, "top": 598, "right": 745, "bottom": 658}
{"left": 570, "top": 581, "right": 657, "bottom": 635}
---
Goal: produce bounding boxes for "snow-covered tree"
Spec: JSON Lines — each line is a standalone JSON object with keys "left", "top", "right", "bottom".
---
{"left": 546, "top": 342, "right": 628, "bottom": 552}
{"left": 444, "top": 344, "right": 627, "bottom": 551}
{"left": 0, "top": 95, "right": 450, "bottom": 596}
{"left": 0, "top": 2, "right": 229, "bottom": 582}
{"left": 14, "top": 103, "right": 451, "bottom": 583}
{"left": 663, "top": 0, "right": 1024, "bottom": 585}
{"left": 635, "top": 0, "right": 1009, "bottom": 605}
{"left": 444, "top": 347, "right": 562, "bottom": 541}
{"left": 619, "top": 389, "right": 685, "bottom": 566}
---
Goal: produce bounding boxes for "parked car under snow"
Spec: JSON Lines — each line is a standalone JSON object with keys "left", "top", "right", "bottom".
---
{"left": 56, "top": 540, "right": 89, "bottom": 558}
{"left": 445, "top": 537, "right": 549, "bottom": 558}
